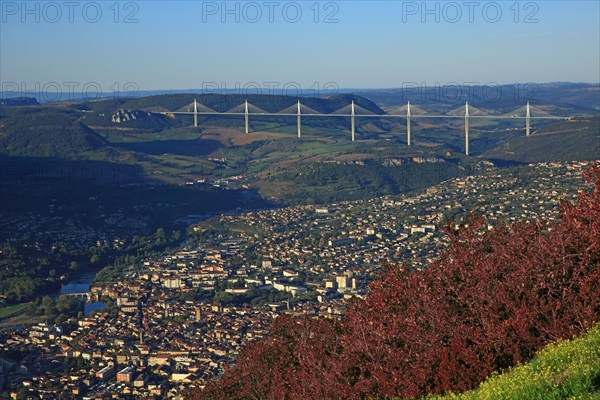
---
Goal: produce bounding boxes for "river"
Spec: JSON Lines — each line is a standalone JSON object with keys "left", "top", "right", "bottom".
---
{"left": 59, "top": 272, "right": 106, "bottom": 315}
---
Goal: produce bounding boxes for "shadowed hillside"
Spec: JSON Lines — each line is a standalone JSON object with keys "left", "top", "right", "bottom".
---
{"left": 0, "top": 107, "right": 107, "bottom": 157}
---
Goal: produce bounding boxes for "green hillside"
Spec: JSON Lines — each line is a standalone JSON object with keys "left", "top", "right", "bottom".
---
{"left": 417, "top": 323, "right": 600, "bottom": 400}
{"left": 0, "top": 107, "right": 107, "bottom": 157}
{"left": 482, "top": 116, "right": 600, "bottom": 163}
{"left": 252, "top": 155, "right": 490, "bottom": 205}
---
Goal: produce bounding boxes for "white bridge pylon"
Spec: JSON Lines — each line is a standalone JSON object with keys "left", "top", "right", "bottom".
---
{"left": 154, "top": 99, "right": 569, "bottom": 155}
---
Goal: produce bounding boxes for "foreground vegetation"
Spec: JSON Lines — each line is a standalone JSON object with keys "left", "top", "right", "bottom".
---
{"left": 423, "top": 322, "right": 600, "bottom": 400}
{"left": 192, "top": 164, "right": 600, "bottom": 399}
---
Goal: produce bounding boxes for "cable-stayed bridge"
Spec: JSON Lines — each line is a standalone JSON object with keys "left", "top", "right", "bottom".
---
{"left": 149, "top": 99, "right": 572, "bottom": 156}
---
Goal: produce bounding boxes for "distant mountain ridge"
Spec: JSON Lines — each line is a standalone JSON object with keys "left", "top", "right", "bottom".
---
{"left": 4, "top": 82, "right": 597, "bottom": 108}
{"left": 84, "top": 93, "right": 385, "bottom": 115}
{"left": 77, "top": 93, "right": 389, "bottom": 133}
{"left": 0, "top": 97, "right": 40, "bottom": 107}
{"left": 353, "top": 82, "right": 600, "bottom": 114}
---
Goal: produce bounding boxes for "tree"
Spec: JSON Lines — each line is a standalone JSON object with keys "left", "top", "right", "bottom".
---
{"left": 199, "top": 315, "right": 345, "bottom": 400}
{"left": 56, "top": 295, "right": 82, "bottom": 316}
{"left": 155, "top": 228, "right": 166, "bottom": 246}
{"left": 16, "top": 387, "right": 30, "bottom": 400}
{"left": 171, "top": 230, "right": 182, "bottom": 242}
{"left": 41, "top": 296, "right": 55, "bottom": 317}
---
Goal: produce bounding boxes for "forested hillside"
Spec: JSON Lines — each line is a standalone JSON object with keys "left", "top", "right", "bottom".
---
{"left": 0, "top": 108, "right": 107, "bottom": 157}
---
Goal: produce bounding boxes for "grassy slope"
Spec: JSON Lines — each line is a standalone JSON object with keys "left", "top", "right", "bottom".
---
{"left": 482, "top": 117, "right": 600, "bottom": 163}
{"left": 414, "top": 323, "right": 600, "bottom": 400}
{"left": 0, "top": 302, "right": 31, "bottom": 319}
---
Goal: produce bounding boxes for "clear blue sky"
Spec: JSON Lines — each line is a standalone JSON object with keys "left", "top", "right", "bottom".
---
{"left": 1, "top": 1, "right": 599, "bottom": 91}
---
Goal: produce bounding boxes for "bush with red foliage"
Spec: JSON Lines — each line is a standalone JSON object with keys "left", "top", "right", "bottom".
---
{"left": 200, "top": 315, "right": 346, "bottom": 400}
{"left": 193, "top": 164, "right": 600, "bottom": 400}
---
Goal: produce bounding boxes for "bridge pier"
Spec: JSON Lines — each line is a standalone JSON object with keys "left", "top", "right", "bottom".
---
{"left": 245, "top": 99, "right": 249, "bottom": 134}
{"left": 351, "top": 101, "right": 355, "bottom": 142}
{"left": 297, "top": 100, "right": 301, "bottom": 138}
{"left": 465, "top": 101, "right": 469, "bottom": 156}
{"left": 526, "top": 101, "right": 531, "bottom": 136}
{"left": 407, "top": 101, "right": 411, "bottom": 146}
{"left": 64, "top": 292, "right": 90, "bottom": 302}
{"left": 193, "top": 99, "right": 198, "bottom": 128}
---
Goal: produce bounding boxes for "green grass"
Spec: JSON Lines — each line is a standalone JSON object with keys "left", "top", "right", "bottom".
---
{"left": 418, "top": 323, "right": 600, "bottom": 400}
{"left": 0, "top": 302, "right": 31, "bottom": 319}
